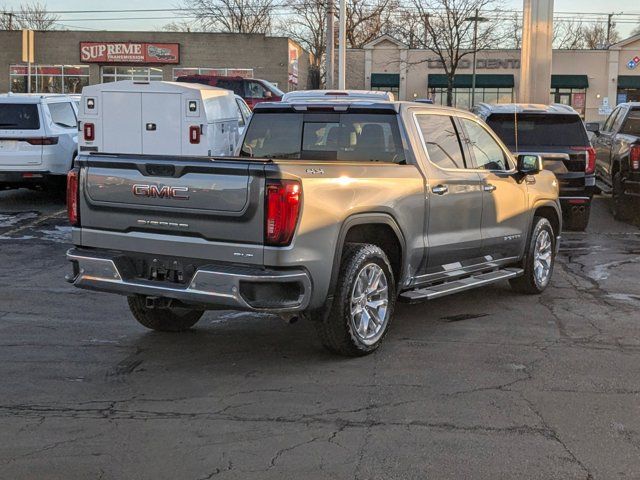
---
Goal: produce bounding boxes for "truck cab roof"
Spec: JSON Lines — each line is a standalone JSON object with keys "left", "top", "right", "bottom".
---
{"left": 474, "top": 103, "right": 579, "bottom": 117}
{"left": 0, "top": 93, "right": 78, "bottom": 104}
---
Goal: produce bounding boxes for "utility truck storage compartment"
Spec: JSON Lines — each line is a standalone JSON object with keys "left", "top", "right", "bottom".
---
{"left": 79, "top": 80, "right": 241, "bottom": 156}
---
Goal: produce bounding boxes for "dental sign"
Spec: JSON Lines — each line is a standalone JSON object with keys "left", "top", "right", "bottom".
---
{"left": 80, "top": 42, "right": 180, "bottom": 64}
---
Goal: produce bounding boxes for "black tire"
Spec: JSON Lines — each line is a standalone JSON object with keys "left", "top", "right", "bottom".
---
{"left": 564, "top": 203, "right": 591, "bottom": 232}
{"left": 510, "top": 217, "right": 556, "bottom": 295}
{"left": 314, "top": 243, "right": 396, "bottom": 357}
{"left": 612, "top": 172, "right": 635, "bottom": 222}
{"left": 127, "top": 295, "right": 204, "bottom": 332}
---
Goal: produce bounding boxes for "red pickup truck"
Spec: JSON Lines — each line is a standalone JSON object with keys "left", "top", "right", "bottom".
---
{"left": 176, "top": 75, "right": 284, "bottom": 109}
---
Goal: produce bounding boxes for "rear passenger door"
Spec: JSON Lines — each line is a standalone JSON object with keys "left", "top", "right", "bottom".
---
{"left": 458, "top": 117, "right": 528, "bottom": 260}
{"left": 413, "top": 112, "right": 484, "bottom": 272}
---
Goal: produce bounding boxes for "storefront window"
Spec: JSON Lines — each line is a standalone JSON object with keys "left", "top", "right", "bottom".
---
{"left": 430, "top": 87, "right": 514, "bottom": 108}
{"left": 101, "top": 66, "right": 164, "bottom": 83}
{"left": 172, "top": 67, "right": 254, "bottom": 79}
{"left": 10, "top": 64, "right": 89, "bottom": 94}
{"left": 549, "top": 88, "right": 586, "bottom": 116}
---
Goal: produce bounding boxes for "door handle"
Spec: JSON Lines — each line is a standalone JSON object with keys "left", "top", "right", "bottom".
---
{"left": 483, "top": 184, "right": 497, "bottom": 192}
{"left": 432, "top": 185, "right": 448, "bottom": 195}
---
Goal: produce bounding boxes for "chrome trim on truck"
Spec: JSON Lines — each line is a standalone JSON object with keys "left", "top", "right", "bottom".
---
{"left": 66, "top": 248, "right": 312, "bottom": 312}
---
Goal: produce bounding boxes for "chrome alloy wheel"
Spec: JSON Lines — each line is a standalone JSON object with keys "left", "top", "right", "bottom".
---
{"left": 349, "top": 263, "right": 389, "bottom": 345}
{"left": 533, "top": 229, "right": 553, "bottom": 288}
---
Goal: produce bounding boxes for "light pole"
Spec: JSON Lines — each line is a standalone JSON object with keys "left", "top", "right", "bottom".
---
{"left": 465, "top": 10, "right": 488, "bottom": 108}
{"left": 338, "top": 0, "right": 346, "bottom": 89}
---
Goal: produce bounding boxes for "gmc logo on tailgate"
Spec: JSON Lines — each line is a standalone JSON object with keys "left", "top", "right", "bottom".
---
{"left": 132, "top": 184, "right": 190, "bottom": 200}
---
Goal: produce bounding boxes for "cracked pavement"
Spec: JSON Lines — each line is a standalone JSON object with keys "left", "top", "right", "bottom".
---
{"left": 1, "top": 189, "right": 640, "bottom": 479}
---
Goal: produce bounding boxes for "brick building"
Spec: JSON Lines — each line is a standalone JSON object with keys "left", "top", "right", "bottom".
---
{"left": 0, "top": 30, "right": 311, "bottom": 95}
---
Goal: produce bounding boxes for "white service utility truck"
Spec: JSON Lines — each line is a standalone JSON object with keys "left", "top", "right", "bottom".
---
{"left": 78, "top": 80, "right": 243, "bottom": 157}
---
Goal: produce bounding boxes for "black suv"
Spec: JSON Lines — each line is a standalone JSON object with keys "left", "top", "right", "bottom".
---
{"left": 475, "top": 103, "right": 595, "bottom": 231}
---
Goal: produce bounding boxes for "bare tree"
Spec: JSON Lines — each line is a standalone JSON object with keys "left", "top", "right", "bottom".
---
{"left": 278, "top": 0, "right": 326, "bottom": 88}
{"left": 554, "top": 20, "right": 585, "bottom": 49}
{"left": 0, "top": 1, "right": 59, "bottom": 30}
{"left": 178, "top": 0, "right": 274, "bottom": 34}
{"left": 582, "top": 20, "right": 619, "bottom": 49}
{"left": 162, "top": 19, "right": 197, "bottom": 32}
{"left": 400, "top": 0, "right": 506, "bottom": 106}
{"left": 346, "top": 0, "right": 398, "bottom": 48}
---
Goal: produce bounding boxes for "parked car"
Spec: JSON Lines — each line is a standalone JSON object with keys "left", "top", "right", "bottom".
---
{"left": 234, "top": 95, "right": 252, "bottom": 138}
{"left": 66, "top": 99, "right": 561, "bottom": 356}
{"left": 0, "top": 93, "right": 78, "bottom": 191}
{"left": 281, "top": 90, "right": 395, "bottom": 102}
{"left": 475, "top": 103, "right": 595, "bottom": 231}
{"left": 79, "top": 81, "right": 243, "bottom": 157}
{"left": 176, "top": 75, "right": 284, "bottom": 109}
{"left": 587, "top": 103, "right": 640, "bottom": 221}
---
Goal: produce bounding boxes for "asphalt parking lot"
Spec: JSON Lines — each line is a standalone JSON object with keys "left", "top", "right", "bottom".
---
{"left": 1, "top": 189, "right": 639, "bottom": 480}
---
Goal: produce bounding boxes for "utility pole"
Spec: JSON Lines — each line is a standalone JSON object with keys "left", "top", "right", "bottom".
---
{"left": 606, "top": 13, "right": 613, "bottom": 47}
{"left": 325, "top": 0, "right": 335, "bottom": 89}
{"left": 338, "top": 0, "right": 346, "bottom": 89}
{"left": 471, "top": 9, "right": 479, "bottom": 108}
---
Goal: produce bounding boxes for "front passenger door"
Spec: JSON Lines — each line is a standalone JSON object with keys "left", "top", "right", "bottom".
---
{"left": 458, "top": 117, "right": 529, "bottom": 261}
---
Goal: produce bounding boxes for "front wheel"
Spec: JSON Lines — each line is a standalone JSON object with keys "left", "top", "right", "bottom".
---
{"left": 127, "top": 295, "right": 204, "bottom": 332}
{"left": 510, "top": 217, "right": 556, "bottom": 294}
{"left": 314, "top": 244, "right": 396, "bottom": 356}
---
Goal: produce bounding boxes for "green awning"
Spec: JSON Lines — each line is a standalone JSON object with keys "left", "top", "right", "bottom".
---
{"left": 618, "top": 76, "right": 640, "bottom": 89}
{"left": 427, "top": 74, "right": 514, "bottom": 89}
{"left": 371, "top": 73, "right": 400, "bottom": 87}
{"left": 551, "top": 75, "right": 589, "bottom": 89}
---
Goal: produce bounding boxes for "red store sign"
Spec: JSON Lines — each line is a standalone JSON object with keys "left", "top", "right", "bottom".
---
{"left": 80, "top": 42, "right": 180, "bottom": 64}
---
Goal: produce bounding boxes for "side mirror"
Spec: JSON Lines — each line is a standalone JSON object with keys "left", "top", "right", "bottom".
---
{"left": 517, "top": 154, "right": 543, "bottom": 174}
{"left": 585, "top": 122, "right": 600, "bottom": 135}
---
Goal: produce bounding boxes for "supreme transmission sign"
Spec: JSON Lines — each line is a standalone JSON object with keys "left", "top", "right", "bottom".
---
{"left": 80, "top": 42, "right": 180, "bottom": 64}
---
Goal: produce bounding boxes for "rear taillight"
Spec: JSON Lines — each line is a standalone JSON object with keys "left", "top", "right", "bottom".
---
{"left": 83, "top": 122, "right": 95, "bottom": 141}
{"left": 25, "top": 137, "right": 58, "bottom": 145}
{"left": 67, "top": 168, "right": 80, "bottom": 227}
{"left": 189, "top": 125, "right": 200, "bottom": 144}
{"left": 570, "top": 146, "right": 596, "bottom": 175}
{"left": 631, "top": 145, "right": 640, "bottom": 171}
{"left": 265, "top": 180, "right": 301, "bottom": 246}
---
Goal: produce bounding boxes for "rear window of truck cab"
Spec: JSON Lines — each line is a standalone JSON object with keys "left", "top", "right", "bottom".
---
{"left": 240, "top": 112, "right": 406, "bottom": 163}
{"left": 486, "top": 113, "right": 588, "bottom": 148}
{"left": 620, "top": 109, "right": 640, "bottom": 136}
{"left": 0, "top": 104, "right": 40, "bottom": 130}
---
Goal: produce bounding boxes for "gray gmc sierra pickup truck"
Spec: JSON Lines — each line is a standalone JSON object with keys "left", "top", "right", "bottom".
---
{"left": 66, "top": 99, "right": 561, "bottom": 356}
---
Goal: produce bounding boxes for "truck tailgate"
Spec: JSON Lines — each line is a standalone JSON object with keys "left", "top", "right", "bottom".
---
{"left": 77, "top": 154, "right": 266, "bottom": 249}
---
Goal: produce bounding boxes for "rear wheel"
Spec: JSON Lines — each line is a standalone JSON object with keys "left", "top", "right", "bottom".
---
{"left": 510, "top": 217, "right": 556, "bottom": 295}
{"left": 314, "top": 244, "right": 396, "bottom": 356}
{"left": 127, "top": 295, "right": 204, "bottom": 332}
{"left": 612, "top": 172, "right": 634, "bottom": 221}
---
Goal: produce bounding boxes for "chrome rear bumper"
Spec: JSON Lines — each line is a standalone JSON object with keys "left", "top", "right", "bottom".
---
{"left": 66, "top": 248, "right": 312, "bottom": 312}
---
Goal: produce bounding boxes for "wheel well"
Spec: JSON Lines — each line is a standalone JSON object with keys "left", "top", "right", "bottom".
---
{"left": 343, "top": 223, "right": 402, "bottom": 283}
{"left": 534, "top": 206, "right": 560, "bottom": 236}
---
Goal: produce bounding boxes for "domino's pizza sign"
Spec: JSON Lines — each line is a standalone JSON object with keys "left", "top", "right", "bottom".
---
{"left": 628, "top": 56, "right": 640, "bottom": 70}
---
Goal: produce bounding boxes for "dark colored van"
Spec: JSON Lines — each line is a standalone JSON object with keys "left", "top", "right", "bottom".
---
{"left": 176, "top": 75, "right": 284, "bottom": 109}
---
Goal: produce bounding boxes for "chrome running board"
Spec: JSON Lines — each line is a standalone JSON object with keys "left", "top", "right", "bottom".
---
{"left": 399, "top": 268, "right": 523, "bottom": 303}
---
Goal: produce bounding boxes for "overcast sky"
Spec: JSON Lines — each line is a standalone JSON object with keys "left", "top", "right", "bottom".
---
{"left": 2, "top": 0, "right": 640, "bottom": 37}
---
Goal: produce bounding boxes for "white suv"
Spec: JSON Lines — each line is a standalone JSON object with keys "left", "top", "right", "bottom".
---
{"left": 0, "top": 94, "right": 78, "bottom": 191}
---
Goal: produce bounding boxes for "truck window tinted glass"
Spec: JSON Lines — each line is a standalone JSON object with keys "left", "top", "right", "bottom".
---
{"left": 620, "top": 110, "right": 640, "bottom": 136}
{"left": 486, "top": 113, "right": 588, "bottom": 148}
{"left": 48, "top": 102, "right": 76, "bottom": 128}
{"left": 214, "top": 79, "right": 243, "bottom": 96}
{"left": 0, "top": 104, "right": 39, "bottom": 130}
{"left": 246, "top": 81, "right": 270, "bottom": 99}
{"left": 241, "top": 112, "right": 406, "bottom": 163}
{"left": 460, "top": 118, "right": 509, "bottom": 170}
{"left": 612, "top": 109, "right": 627, "bottom": 133}
{"left": 416, "top": 114, "right": 466, "bottom": 169}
